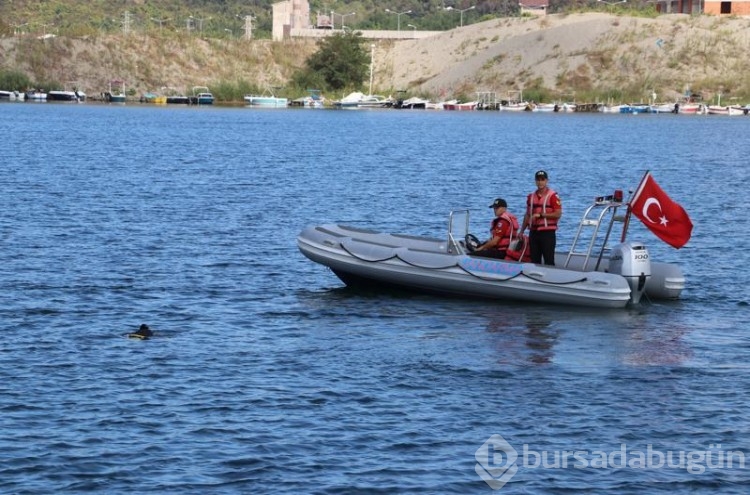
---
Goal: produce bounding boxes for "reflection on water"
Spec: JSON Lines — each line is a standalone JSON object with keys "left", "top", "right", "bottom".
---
{"left": 524, "top": 312, "right": 557, "bottom": 365}
{"left": 622, "top": 324, "right": 693, "bottom": 367}
{"left": 2, "top": 105, "right": 747, "bottom": 493}
{"left": 482, "top": 305, "right": 693, "bottom": 369}
{"left": 484, "top": 308, "right": 557, "bottom": 366}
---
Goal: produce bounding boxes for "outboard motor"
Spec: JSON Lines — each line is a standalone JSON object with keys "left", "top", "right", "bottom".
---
{"left": 609, "top": 242, "right": 651, "bottom": 305}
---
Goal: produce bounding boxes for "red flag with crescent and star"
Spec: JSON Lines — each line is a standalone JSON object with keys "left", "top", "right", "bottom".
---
{"left": 629, "top": 172, "right": 693, "bottom": 249}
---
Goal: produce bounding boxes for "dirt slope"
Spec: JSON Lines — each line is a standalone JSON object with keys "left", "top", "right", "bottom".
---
{"left": 3, "top": 13, "right": 750, "bottom": 102}
{"left": 379, "top": 12, "right": 750, "bottom": 102}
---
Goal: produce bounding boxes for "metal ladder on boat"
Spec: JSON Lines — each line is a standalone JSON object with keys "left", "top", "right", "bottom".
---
{"left": 563, "top": 197, "right": 627, "bottom": 271}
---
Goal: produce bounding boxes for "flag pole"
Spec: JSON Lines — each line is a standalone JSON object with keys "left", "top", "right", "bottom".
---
{"left": 621, "top": 170, "right": 650, "bottom": 243}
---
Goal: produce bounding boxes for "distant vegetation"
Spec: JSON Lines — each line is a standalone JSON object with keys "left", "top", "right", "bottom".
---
{"left": 2, "top": 1, "right": 749, "bottom": 104}
{"left": 0, "top": 0, "right": 662, "bottom": 39}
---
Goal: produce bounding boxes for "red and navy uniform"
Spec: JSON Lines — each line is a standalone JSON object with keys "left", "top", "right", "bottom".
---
{"left": 526, "top": 188, "right": 561, "bottom": 265}
{"left": 491, "top": 212, "right": 520, "bottom": 253}
{"left": 475, "top": 212, "right": 520, "bottom": 259}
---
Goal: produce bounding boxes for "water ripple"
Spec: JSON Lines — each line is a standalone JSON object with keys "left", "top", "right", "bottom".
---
{"left": 0, "top": 104, "right": 748, "bottom": 493}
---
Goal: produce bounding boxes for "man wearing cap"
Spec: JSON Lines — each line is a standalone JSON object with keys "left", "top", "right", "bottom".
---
{"left": 472, "top": 198, "right": 520, "bottom": 259}
{"left": 520, "top": 170, "right": 562, "bottom": 265}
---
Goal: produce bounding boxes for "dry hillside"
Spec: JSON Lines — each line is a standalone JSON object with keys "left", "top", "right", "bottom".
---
{"left": 2, "top": 12, "right": 750, "bottom": 102}
{"left": 380, "top": 12, "right": 750, "bottom": 102}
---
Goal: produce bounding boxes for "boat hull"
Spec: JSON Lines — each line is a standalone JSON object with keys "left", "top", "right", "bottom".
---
{"left": 189, "top": 94, "right": 214, "bottom": 105}
{"left": 707, "top": 105, "right": 745, "bottom": 116}
{"left": 244, "top": 96, "right": 288, "bottom": 107}
{"left": 0, "top": 90, "right": 25, "bottom": 101}
{"left": 47, "top": 90, "right": 85, "bottom": 102}
{"left": 105, "top": 93, "right": 126, "bottom": 103}
{"left": 297, "top": 224, "right": 673, "bottom": 309}
{"left": 444, "top": 102, "right": 477, "bottom": 111}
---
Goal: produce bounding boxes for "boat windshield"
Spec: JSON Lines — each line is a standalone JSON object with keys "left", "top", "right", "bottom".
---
{"left": 448, "top": 209, "right": 471, "bottom": 254}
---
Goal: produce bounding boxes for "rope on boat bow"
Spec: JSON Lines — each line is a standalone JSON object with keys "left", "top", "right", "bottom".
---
{"left": 520, "top": 273, "right": 588, "bottom": 285}
{"left": 340, "top": 242, "right": 458, "bottom": 270}
{"left": 456, "top": 265, "right": 587, "bottom": 284}
{"left": 339, "top": 242, "right": 588, "bottom": 285}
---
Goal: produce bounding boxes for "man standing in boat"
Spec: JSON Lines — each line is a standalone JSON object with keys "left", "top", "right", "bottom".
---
{"left": 472, "top": 198, "right": 520, "bottom": 259}
{"left": 520, "top": 170, "right": 562, "bottom": 265}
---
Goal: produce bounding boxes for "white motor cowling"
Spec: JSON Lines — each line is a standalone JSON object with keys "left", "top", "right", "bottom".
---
{"left": 609, "top": 242, "right": 651, "bottom": 305}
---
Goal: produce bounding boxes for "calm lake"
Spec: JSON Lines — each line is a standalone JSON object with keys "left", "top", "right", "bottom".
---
{"left": 1, "top": 102, "right": 748, "bottom": 493}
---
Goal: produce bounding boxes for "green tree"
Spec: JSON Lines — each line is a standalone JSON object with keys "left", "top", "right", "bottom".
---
{"left": 292, "top": 31, "right": 369, "bottom": 92}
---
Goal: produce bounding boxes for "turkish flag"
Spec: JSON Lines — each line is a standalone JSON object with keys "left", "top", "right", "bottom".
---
{"left": 629, "top": 173, "right": 693, "bottom": 249}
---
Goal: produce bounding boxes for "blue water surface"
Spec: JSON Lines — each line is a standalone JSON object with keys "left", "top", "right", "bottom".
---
{"left": 1, "top": 102, "right": 748, "bottom": 494}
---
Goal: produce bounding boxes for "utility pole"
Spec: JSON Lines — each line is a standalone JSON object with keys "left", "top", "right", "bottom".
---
{"left": 369, "top": 44, "right": 375, "bottom": 96}
{"left": 151, "top": 17, "right": 169, "bottom": 32}
{"left": 122, "top": 11, "right": 132, "bottom": 35}
{"left": 237, "top": 15, "right": 254, "bottom": 40}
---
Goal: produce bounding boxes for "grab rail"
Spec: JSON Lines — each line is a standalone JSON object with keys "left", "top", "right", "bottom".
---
{"left": 564, "top": 199, "right": 624, "bottom": 270}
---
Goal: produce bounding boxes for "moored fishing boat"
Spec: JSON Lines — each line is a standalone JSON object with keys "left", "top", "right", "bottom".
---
{"left": 357, "top": 94, "right": 393, "bottom": 109}
{"left": 398, "top": 96, "right": 429, "bottom": 109}
{"left": 189, "top": 86, "right": 214, "bottom": 105}
{"left": 649, "top": 103, "right": 675, "bottom": 114}
{"left": 443, "top": 100, "right": 478, "bottom": 111}
{"left": 498, "top": 101, "right": 528, "bottom": 111}
{"left": 47, "top": 89, "right": 86, "bottom": 102}
{"left": 105, "top": 79, "right": 127, "bottom": 103}
{"left": 0, "top": 90, "right": 25, "bottom": 101}
{"left": 290, "top": 89, "right": 325, "bottom": 108}
{"left": 706, "top": 105, "right": 745, "bottom": 116}
{"left": 331, "top": 91, "right": 364, "bottom": 108}
{"left": 620, "top": 103, "right": 650, "bottom": 114}
{"left": 244, "top": 90, "right": 288, "bottom": 107}
{"left": 25, "top": 90, "right": 47, "bottom": 101}
{"left": 166, "top": 95, "right": 190, "bottom": 104}
{"left": 299, "top": 176, "right": 689, "bottom": 309}
{"left": 529, "top": 102, "right": 557, "bottom": 112}
{"left": 676, "top": 103, "right": 705, "bottom": 114}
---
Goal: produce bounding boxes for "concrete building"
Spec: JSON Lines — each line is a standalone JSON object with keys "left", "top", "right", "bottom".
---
{"left": 272, "top": 0, "right": 440, "bottom": 41}
{"left": 703, "top": 0, "right": 750, "bottom": 15}
{"left": 519, "top": 0, "right": 549, "bottom": 16}
{"left": 272, "top": 0, "right": 311, "bottom": 41}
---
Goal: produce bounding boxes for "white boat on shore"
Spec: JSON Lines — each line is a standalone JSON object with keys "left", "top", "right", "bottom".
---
{"left": 707, "top": 105, "right": 745, "bottom": 116}
{"left": 649, "top": 103, "right": 676, "bottom": 114}
{"left": 357, "top": 94, "right": 393, "bottom": 108}
{"left": 499, "top": 101, "right": 529, "bottom": 112}
{"left": 332, "top": 91, "right": 365, "bottom": 108}
{"left": 298, "top": 194, "right": 685, "bottom": 309}
{"left": 443, "top": 101, "right": 478, "bottom": 111}
{"left": 331, "top": 92, "right": 393, "bottom": 109}
{"left": 25, "top": 90, "right": 47, "bottom": 101}
{"left": 560, "top": 102, "right": 577, "bottom": 112}
{"left": 290, "top": 89, "right": 325, "bottom": 108}
{"left": 244, "top": 89, "right": 288, "bottom": 107}
{"left": 398, "top": 96, "right": 429, "bottom": 109}
{"left": 676, "top": 103, "right": 705, "bottom": 115}
{"left": 426, "top": 99, "right": 457, "bottom": 110}
{"left": 530, "top": 103, "right": 557, "bottom": 112}
{"left": 0, "top": 90, "right": 25, "bottom": 101}
{"left": 47, "top": 89, "right": 86, "bottom": 102}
